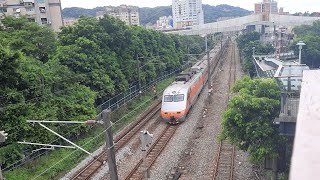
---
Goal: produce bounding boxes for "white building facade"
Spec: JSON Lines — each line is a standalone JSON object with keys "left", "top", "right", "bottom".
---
{"left": 172, "top": 0, "right": 204, "bottom": 29}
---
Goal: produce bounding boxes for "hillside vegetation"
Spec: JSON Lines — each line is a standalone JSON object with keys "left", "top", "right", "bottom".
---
{"left": 62, "top": 4, "right": 251, "bottom": 25}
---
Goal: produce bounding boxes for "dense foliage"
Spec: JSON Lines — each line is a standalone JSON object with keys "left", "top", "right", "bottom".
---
{"left": 237, "top": 32, "right": 275, "bottom": 76}
{"left": 290, "top": 20, "right": 320, "bottom": 68}
{"left": 221, "top": 76, "right": 282, "bottom": 163}
{"left": 0, "top": 17, "right": 96, "bottom": 168}
{"left": 62, "top": 4, "right": 251, "bottom": 25}
{"left": 0, "top": 16, "right": 206, "bottom": 169}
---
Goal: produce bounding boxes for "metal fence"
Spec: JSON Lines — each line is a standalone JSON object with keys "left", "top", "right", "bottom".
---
{"left": 96, "top": 64, "right": 190, "bottom": 113}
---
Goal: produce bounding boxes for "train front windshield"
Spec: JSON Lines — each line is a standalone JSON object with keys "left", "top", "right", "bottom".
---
{"left": 164, "top": 94, "right": 184, "bottom": 102}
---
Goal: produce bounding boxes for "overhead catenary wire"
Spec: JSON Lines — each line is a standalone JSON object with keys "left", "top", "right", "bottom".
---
{"left": 31, "top": 90, "right": 162, "bottom": 179}
{"left": 1, "top": 88, "right": 108, "bottom": 171}
{"left": 4, "top": 88, "right": 154, "bottom": 171}
{"left": 32, "top": 127, "right": 108, "bottom": 180}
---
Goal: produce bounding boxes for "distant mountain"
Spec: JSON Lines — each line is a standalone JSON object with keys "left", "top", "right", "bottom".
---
{"left": 139, "top": 6, "right": 172, "bottom": 25}
{"left": 62, "top": 4, "right": 251, "bottom": 25}
{"left": 203, "top": 4, "right": 251, "bottom": 23}
{"left": 62, "top": 7, "right": 104, "bottom": 18}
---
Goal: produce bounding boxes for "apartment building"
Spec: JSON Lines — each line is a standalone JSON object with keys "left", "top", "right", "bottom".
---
{"left": 172, "top": 0, "right": 204, "bottom": 29}
{"left": 254, "top": 0, "right": 279, "bottom": 14}
{"left": 0, "top": 0, "right": 63, "bottom": 31}
{"left": 96, "top": 5, "right": 140, "bottom": 26}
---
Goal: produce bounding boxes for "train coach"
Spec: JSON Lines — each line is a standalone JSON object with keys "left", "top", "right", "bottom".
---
{"left": 160, "top": 59, "right": 208, "bottom": 124}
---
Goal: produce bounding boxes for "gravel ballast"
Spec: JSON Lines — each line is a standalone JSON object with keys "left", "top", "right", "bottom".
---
{"left": 64, "top": 41, "right": 263, "bottom": 180}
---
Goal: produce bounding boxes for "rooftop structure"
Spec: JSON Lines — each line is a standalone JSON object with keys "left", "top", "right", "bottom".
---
{"left": 254, "top": 0, "right": 279, "bottom": 14}
{"left": 172, "top": 0, "right": 204, "bottom": 29}
{"left": 289, "top": 70, "right": 320, "bottom": 180}
{"left": 0, "top": 0, "right": 63, "bottom": 32}
{"left": 96, "top": 5, "right": 139, "bottom": 26}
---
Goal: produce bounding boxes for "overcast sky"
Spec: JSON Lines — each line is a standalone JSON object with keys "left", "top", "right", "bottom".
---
{"left": 61, "top": 0, "right": 319, "bottom": 13}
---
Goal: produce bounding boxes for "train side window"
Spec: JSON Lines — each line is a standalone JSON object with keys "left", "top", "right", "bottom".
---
{"left": 164, "top": 95, "right": 173, "bottom": 102}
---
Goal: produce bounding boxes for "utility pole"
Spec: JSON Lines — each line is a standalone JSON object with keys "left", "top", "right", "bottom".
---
{"left": 99, "top": 110, "right": 118, "bottom": 180}
{"left": 0, "top": 131, "right": 8, "bottom": 180}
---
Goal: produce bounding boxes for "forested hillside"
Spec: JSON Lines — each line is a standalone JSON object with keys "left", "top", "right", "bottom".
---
{"left": 0, "top": 16, "right": 206, "bottom": 170}
{"left": 62, "top": 4, "right": 251, "bottom": 25}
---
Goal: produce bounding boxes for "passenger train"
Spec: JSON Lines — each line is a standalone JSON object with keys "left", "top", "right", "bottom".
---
{"left": 160, "top": 59, "right": 209, "bottom": 124}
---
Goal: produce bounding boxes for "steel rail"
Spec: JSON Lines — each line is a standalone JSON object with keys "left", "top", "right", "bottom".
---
{"left": 212, "top": 42, "right": 237, "bottom": 180}
{"left": 124, "top": 125, "right": 179, "bottom": 180}
{"left": 71, "top": 100, "right": 162, "bottom": 180}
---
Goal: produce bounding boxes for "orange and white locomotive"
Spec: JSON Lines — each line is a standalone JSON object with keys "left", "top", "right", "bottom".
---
{"left": 161, "top": 60, "right": 208, "bottom": 123}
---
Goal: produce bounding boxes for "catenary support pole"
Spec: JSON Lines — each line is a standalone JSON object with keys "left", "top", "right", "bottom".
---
{"left": 206, "top": 35, "right": 211, "bottom": 89}
{"left": 101, "top": 109, "right": 118, "bottom": 180}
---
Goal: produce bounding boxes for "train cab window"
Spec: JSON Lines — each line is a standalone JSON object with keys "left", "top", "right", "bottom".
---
{"left": 164, "top": 95, "right": 173, "bottom": 102}
{"left": 174, "top": 94, "right": 184, "bottom": 102}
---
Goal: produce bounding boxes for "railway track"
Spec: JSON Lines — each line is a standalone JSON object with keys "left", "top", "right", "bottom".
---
{"left": 71, "top": 100, "right": 162, "bottom": 180}
{"left": 212, "top": 41, "right": 237, "bottom": 180}
{"left": 124, "top": 124, "right": 179, "bottom": 180}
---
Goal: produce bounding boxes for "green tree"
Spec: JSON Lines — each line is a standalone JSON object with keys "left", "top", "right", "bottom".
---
{"left": 237, "top": 32, "right": 275, "bottom": 76}
{"left": 0, "top": 17, "right": 97, "bottom": 167}
{"left": 221, "top": 77, "right": 281, "bottom": 163}
{"left": 1, "top": 16, "right": 56, "bottom": 63}
{"left": 291, "top": 21, "right": 320, "bottom": 68}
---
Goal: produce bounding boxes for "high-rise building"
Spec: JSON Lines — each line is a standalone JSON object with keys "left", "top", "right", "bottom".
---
{"left": 254, "top": 0, "right": 278, "bottom": 14}
{"left": 96, "top": 5, "right": 140, "bottom": 26}
{"left": 0, "top": 0, "right": 63, "bottom": 31}
{"left": 172, "top": 0, "right": 204, "bottom": 29}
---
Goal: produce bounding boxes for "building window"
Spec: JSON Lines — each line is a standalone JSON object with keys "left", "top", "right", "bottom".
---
{"left": 39, "top": 7, "right": 46, "bottom": 13}
{"left": 0, "top": 8, "right": 7, "bottom": 13}
{"left": 41, "top": 18, "right": 47, "bottom": 24}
